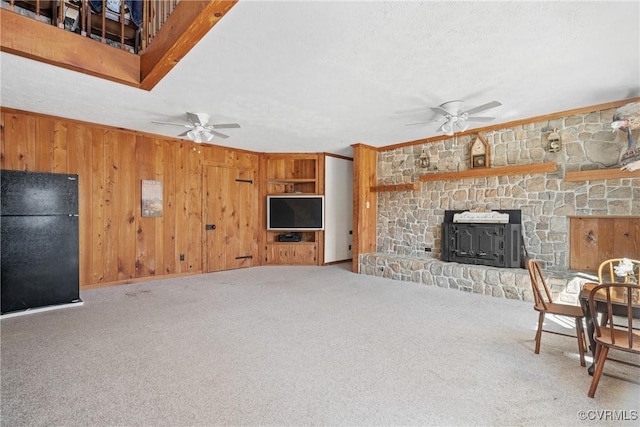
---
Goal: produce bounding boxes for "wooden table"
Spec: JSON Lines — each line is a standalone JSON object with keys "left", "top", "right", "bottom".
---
{"left": 579, "top": 282, "right": 640, "bottom": 375}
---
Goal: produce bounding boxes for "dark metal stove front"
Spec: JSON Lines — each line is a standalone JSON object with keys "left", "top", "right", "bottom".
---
{"left": 441, "top": 210, "right": 522, "bottom": 268}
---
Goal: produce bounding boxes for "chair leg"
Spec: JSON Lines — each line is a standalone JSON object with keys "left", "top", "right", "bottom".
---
{"left": 588, "top": 344, "right": 609, "bottom": 398}
{"left": 575, "top": 318, "right": 586, "bottom": 367}
{"left": 534, "top": 312, "right": 545, "bottom": 354}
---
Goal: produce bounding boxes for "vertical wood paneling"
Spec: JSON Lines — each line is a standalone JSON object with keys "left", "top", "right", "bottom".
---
{"left": 569, "top": 217, "right": 600, "bottom": 271}
{"left": 174, "top": 141, "right": 190, "bottom": 273}
{"left": 67, "top": 123, "right": 93, "bottom": 286}
{"left": 351, "top": 144, "right": 378, "bottom": 272}
{"left": 1, "top": 109, "right": 261, "bottom": 288}
{"left": 2, "top": 113, "right": 34, "bottom": 170}
{"left": 154, "top": 138, "right": 165, "bottom": 275}
{"left": 90, "top": 128, "right": 105, "bottom": 284}
{"left": 34, "top": 117, "right": 54, "bottom": 171}
{"left": 187, "top": 148, "right": 202, "bottom": 272}
{"left": 632, "top": 218, "right": 640, "bottom": 258}
{"left": 162, "top": 138, "right": 177, "bottom": 274}
{"left": 118, "top": 132, "right": 137, "bottom": 280}
{"left": 52, "top": 121, "right": 68, "bottom": 173}
{"left": 570, "top": 217, "right": 640, "bottom": 271}
{"left": 103, "top": 129, "right": 119, "bottom": 282}
{"left": 135, "top": 136, "right": 155, "bottom": 277}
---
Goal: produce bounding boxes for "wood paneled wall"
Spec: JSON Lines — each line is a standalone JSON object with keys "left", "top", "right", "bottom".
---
{"left": 351, "top": 143, "right": 378, "bottom": 273}
{"left": 1, "top": 109, "right": 260, "bottom": 288}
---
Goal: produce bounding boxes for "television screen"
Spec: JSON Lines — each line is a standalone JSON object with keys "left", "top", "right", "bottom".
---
{"left": 267, "top": 195, "right": 324, "bottom": 231}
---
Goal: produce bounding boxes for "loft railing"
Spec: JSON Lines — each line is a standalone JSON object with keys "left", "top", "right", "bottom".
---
{"left": 3, "top": 0, "right": 179, "bottom": 53}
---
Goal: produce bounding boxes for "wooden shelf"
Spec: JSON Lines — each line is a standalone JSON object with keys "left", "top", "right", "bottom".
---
{"left": 419, "top": 162, "right": 558, "bottom": 182}
{"left": 370, "top": 183, "right": 420, "bottom": 192}
{"left": 564, "top": 168, "right": 640, "bottom": 182}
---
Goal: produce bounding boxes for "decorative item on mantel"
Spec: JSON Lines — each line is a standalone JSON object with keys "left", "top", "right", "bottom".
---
{"left": 416, "top": 149, "right": 430, "bottom": 169}
{"left": 469, "top": 134, "right": 490, "bottom": 169}
{"left": 546, "top": 129, "right": 562, "bottom": 153}
{"left": 611, "top": 101, "right": 640, "bottom": 171}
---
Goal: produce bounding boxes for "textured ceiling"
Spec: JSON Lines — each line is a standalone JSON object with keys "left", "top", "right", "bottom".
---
{"left": 1, "top": 1, "right": 639, "bottom": 157}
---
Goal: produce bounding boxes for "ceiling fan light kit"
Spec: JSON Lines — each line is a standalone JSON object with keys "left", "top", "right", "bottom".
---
{"left": 152, "top": 112, "right": 240, "bottom": 143}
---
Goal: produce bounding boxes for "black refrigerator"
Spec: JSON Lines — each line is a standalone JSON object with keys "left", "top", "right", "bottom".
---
{"left": 1, "top": 170, "right": 81, "bottom": 315}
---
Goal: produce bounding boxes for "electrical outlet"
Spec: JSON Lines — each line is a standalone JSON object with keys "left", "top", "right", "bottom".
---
{"left": 180, "top": 253, "right": 185, "bottom": 261}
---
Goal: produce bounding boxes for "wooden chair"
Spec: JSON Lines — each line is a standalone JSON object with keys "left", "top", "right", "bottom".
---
{"left": 587, "top": 283, "right": 640, "bottom": 398}
{"left": 598, "top": 258, "right": 640, "bottom": 284}
{"left": 527, "top": 259, "right": 586, "bottom": 366}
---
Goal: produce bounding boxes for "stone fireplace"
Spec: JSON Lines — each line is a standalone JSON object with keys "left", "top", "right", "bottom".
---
{"left": 360, "top": 104, "right": 639, "bottom": 301}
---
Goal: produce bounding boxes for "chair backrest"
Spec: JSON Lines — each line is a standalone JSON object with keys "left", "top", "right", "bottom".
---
{"left": 588, "top": 283, "right": 640, "bottom": 351}
{"left": 598, "top": 258, "right": 640, "bottom": 284}
{"left": 527, "top": 259, "right": 553, "bottom": 310}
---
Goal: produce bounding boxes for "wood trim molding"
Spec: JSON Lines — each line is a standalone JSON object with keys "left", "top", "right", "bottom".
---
{"left": 565, "top": 168, "right": 640, "bottom": 181}
{"left": 370, "top": 183, "right": 419, "bottom": 192}
{"left": 419, "top": 162, "right": 558, "bottom": 182}
{"left": 140, "top": 0, "right": 238, "bottom": 90}
{"left": 380, "top": 98, "right": 640, "bottom": 152}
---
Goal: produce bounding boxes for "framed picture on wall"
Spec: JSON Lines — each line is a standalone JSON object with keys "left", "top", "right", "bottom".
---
{"left": 141, "top": 180, "right": 163, "bottom": 217}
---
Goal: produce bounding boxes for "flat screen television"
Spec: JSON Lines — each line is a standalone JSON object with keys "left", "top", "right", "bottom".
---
{"left": 267, "top": 195, "right": 324, "bottom": 231}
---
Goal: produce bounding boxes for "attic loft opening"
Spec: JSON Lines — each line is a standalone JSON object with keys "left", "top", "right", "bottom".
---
{"left": 0, "top": 0, "right": 239, "bottom": 89}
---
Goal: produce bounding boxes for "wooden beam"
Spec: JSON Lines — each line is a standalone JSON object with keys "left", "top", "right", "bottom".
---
{"left": 0, "top": 9, "right": 140, "bottom": 86}
{"left": 419, "top": 162, "right": 558, "bottom": 182}
{"left": 139, "top": 0, "right": 238, "bottom": 90}
{"left": 370, "top": 183, "right": 419, "bottom": 192}
{"left": 565, "top": 168, "right": 640, "bottom": 181}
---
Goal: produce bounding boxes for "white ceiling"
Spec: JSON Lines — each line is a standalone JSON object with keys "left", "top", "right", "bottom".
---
{"left": 1, "top": 1, "right": 639, "bottom": 157}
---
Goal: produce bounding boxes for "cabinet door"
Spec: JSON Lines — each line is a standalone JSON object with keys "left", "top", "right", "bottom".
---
{"left": 204, "top": 166, "right": 258, "bottom": 272}
{"left": 290, "top": 243, "right": 317, "bottom": 265}
{"left": 265, "top": 244, "right": 289, "bottom": 264}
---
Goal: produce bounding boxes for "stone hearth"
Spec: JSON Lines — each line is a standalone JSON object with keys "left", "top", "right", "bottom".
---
{"left": 359, "top": 253, "right": 597, "bottom": 305}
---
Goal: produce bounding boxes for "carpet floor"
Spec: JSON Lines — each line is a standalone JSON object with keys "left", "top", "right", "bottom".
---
{"left": 1, "top": 263, "right": 639, "bottom": 426}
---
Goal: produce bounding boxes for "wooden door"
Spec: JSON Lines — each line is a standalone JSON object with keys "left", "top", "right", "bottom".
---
{"left": 570, "top": 216, "right": 640, "bottom": 272}
{"left": 204, "top": 166, "right": 258, "bottom": 272}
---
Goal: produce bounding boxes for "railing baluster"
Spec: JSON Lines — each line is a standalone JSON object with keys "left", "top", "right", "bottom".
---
{"left": 7, "top": 0, "right": 180, "bottom": 53}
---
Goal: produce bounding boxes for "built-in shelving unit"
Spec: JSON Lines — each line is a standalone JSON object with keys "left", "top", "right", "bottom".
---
{"left": 263, "top": 154, "right": 323, "bottom": 265}
{"left": 564, "top": 168, "right": 640, "bottom": 182}
{"left": 419, "top": 162, "right": 558, "bottom": 182}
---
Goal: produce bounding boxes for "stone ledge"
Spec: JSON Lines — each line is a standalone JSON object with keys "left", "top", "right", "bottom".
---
{"left": 359, "top": 253, "right": 598, "bottom": 304}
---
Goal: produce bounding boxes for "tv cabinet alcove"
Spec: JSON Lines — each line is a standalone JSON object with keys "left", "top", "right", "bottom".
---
{"left": 262, "top": 154, "right": 325, "bottom": 265}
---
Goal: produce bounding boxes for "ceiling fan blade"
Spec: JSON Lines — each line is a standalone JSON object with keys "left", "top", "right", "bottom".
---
{"left": 431, "top": 106, "right": 452, "bottom": 116}
{"left": 465, "top": 116, "right": 496, "bottom": 122}
{"left": 210, "top": 130, "right": 230, "bottom": 139}
{"left": 187, "top": 112, "right": 209, "bottom": 127}
{"left": 405, "top": 119, "right": 443, "bottom": 126}
{"left": 462, "top": 101, "right": 502, "bottom": 116}
{"left": 178, "top": 131, "right": 190, "bottom": 137}
{"left": 152, "top": 120, "right": 192, "bottom": 128}
{"left": 210, "top": 123, "right": 241, "bottom": 129}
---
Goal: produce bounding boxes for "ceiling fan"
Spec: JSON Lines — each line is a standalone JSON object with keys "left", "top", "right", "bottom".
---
{"left": 406, "top": 100, "right": 502, "bottom": 136}
{"left": 152, "top": 112, "right": 240, "bottom": 143}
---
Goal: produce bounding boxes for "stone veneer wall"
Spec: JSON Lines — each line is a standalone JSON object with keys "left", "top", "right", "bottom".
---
{"left": 374, "top": 106, "right": 640, "bottom": 271}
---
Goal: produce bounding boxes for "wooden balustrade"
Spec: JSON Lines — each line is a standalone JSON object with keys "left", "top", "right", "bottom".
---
{"left": 4, "top": 0, "right": 179, "bottom": 53}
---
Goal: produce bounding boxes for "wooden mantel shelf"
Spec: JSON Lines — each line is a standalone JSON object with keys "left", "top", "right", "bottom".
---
{"left": 419, "top": 162, "right": 558, "bottom": 182}
{"left": 565, "top": 168, "right": 640, "bottom": 181}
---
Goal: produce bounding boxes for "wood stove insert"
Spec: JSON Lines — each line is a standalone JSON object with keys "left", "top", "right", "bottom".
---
{"left": 441, "top": 210, "right": 522, "bottom": 268}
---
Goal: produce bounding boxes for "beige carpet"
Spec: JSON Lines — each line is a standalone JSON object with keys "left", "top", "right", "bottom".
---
{"left": 1, "top": 263, "right": 639, "bottom": 426}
